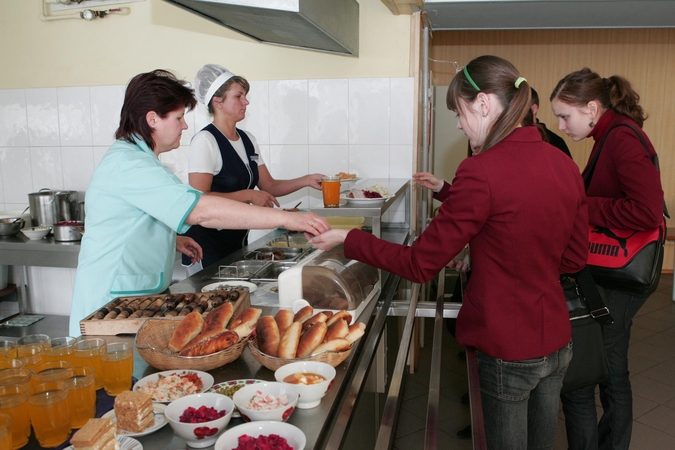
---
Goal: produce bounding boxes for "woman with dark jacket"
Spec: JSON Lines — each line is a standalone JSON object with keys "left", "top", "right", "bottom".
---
{"left": 551, "top": 68, "right": 665, "bottom": 450}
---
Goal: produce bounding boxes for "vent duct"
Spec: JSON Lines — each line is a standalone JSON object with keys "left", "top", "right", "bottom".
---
{"left": 162, "top": 0, "right": 359, "bottom": 56}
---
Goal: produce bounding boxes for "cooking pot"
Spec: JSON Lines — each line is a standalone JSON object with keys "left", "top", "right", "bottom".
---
{"left": 0, "top": 218, "right": 25, "bottom": 237}
{"left": 28, "top": 189, "right": 79, "bottom": 228}
{"left": 53, "top": 221, "right": 84, "bottom": 242}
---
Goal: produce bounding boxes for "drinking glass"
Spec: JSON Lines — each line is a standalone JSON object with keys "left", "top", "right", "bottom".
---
{"left": 15, "top": 344, "right": 43, "bottom": 372}
{"left": 0, "top": 360, "right": 23, "bottom": 371}
{"left": 16, "top": 335, "right": 49, "bottom": 347}
{"left": 42, "top": 337, "right": 77, "bottom": 367}
{"left": 0, "top": 342, "right": 16, "bottom": 359}
{"left": 321, "top": 176, "right": 341, "bottom": 208}
{"left": 0, "top": 369, "right": 32, "bottom": 389}
{"left": 66, "top": 366, "right": 96, "bottom": 429}
{"left": 0, "top": 413, "right": 10, "bottom": 450}
{"left": 31, "top": 360, "right": 73, "bottom": 386}
{"left": 73, "top": 338, "right": 106, "bottom": 390}
{"left": 28, "top": 380, "right": 71, "bottom": 448}
{"left": 100, "top": 342, "right": 133, "bottom": 396}
{"left": 0, "top": 385, "right": 29, "bottom": 450}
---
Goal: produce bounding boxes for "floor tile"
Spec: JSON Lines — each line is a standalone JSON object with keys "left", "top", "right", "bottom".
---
{"left": 635, "top": 404, "right": 675, "bottom": 437}
{"left": 629, "top": 374, "right": 675, "bottom": 404}
{"left": 639, "top": 360, "right": 675, "bottom": 387}
{"left": 629, "top": 421, "right": 675, "bottom": 449}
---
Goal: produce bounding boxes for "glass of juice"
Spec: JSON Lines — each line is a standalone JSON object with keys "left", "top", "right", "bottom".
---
{"left": 16, "top": 335, "right": 49, "bottom": 347}
{"left": 28, "top": 380, "right": 71, "bottom": 448}
{"left": 0, "top": 360, "right": 23, "bottom": 371}
{"left": 73, "top": 338, "right": 106, "bottom": 390}
{"left": 66, "top": 366, "right": 96, "bottom": 429}
{"left": 0, "top": 342, "right": 16, "bottom": 359}
{"left": 0, "top": 369, "right": 32, "bottom": 390}
{"left": 0, "top": 413, "right": 10, "bottom": 450}
{"left": 0, "top": 385, "right": 29, "bottom": 450}
{"left": 100, "top": 342, "right": 133, "bottom": 396}
{"left": 31, "top": 360, "right": 73, "bottom": 387}
{"left": 42, "top": 337, "right": 77, "bottom": 366}
{"left": 15, "top": 344, "right": 43, "bottom": 372}
{"left": 321, "top": 176, "right": 341, "bottom": 208}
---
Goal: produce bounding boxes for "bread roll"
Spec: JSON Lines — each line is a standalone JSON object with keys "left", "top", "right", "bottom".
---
{"left": 204, "top": 302, "right": 234, "bottom": 333}
{"left": 293, "top": 306, "right": 314, "bottom": 324}
{"left": 312, "top": 338, "right": 351, "bottom": 355}
{"left": 229, "top": 307, "right": 262, "bottom": 339}
{"left": 256, "top": 315, "right": 281, "bottom": 357}
{"left": 168, "top": 311, "right": 204, "bottom": 353}
{"left": 345, "top": 322, "right": 366, "bottom": 344}
{"left": 326, "top": 310, "right": 352, "bottom": 326}
{"left": 277, "top": 322, "right": 302, "bottom": 359}
{"left": 324, "top": 319, "right": 349, "bottom": 342}
{"left": 302, "top": 312, "right": 327, "bottom": 331}
{"left": 323, "top": 311, "right": 334, "bottom": 319}
{"left": 275, "top": 309, "right": 294, "bottom": 336}
{"left": 297, "top": 322, "right": 328, "bottom": 357}
{"left": 179, "top": 330, "right": 239, "bottom": 356}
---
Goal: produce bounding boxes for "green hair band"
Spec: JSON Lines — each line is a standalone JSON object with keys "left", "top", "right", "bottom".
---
{"left": 515, "top": 77, "right": 527, "bottom": 88}
{"left": 463, "top": 66, "right": 480, "bottom": 91}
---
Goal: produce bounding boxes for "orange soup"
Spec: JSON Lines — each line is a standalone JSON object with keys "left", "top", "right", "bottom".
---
{"left": 283, "top": 373, "right": 326, "bottom": 385}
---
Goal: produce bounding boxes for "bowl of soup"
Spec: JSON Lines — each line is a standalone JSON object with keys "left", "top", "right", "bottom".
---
{"left": 274, "top": 361, "right": 336, "bottom": 409}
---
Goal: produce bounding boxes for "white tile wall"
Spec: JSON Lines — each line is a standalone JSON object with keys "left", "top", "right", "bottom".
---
{"left": 0, "top": 77, "right": 415, "bottom": 316}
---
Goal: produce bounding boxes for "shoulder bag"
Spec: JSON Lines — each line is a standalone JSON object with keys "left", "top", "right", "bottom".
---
{"left": 561, "top": 267, "right": 613, "bottom": 393}
{"left": 584, "top": 124, "right": 668, "bottom": 296}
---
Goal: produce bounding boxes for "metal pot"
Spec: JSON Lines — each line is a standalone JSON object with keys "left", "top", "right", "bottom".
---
{"left": 0, "top": 218, "right": 25, "bottom": 237}
{"left": 28, "top": 189, "right": 79, "bottom": 228}
{"left": 53, "top": 221, "right": 84, "bottom": 242}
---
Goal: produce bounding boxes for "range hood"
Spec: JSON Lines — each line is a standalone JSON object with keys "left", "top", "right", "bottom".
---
{"left": 421, "top": 0, "right": 675, "bottom": 30}
{"left": 162, "top": 0, "right": 359, "bottom": 56}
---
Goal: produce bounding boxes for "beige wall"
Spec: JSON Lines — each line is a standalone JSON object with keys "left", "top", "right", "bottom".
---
{"left": 430, "top": 29, "right": 675, "bottom": 271}
{"left": 0, "top": 0, "right": 411, "bottom": 88}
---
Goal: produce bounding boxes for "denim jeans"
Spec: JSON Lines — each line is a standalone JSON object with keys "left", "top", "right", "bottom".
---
{"left": 477, "top": 343, "right": 573, "bottom": 450}
{"left": 561, "top": 288, "right": 649, "bottom": 450}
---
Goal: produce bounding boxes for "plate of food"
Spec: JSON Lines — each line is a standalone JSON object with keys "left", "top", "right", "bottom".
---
{"left": 205, "top": 379, "right": 264, "bottom": 418}
{"left": 335, "top": 172, "right": 359, "bottom": 182}
{"left": 65, "top": 435, "right": 143, "bottom": 450}
{"left": 101, "top": 404, "right": 167, "bottom": 438}
{"left": 341, "top": 185, "right": 392, "bottom": 206}
{"left": 340, "top": 194, "right": 393, "bottom": 207}
{"left": 133, "top": 370, "right": 214, "bottom": 403}
{"left": 201, "top": 280, "right": 258, "bottom": 293}
{"left": 262, "top": 282, "right": 279, "bottom": 294}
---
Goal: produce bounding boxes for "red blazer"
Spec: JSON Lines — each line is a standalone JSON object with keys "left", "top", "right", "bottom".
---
{"left": 345, "top": 127, "right": 588, "bottom": 360}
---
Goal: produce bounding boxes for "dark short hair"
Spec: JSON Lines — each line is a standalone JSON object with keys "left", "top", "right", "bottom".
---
{"left": 208, "top": 76, "right": 250, "bottom": 115}
{"left": 115, "top": 69, "right": 197, "bottom": 149}
{"left": 530, "top": 87, "right": 540, "bottom": 107}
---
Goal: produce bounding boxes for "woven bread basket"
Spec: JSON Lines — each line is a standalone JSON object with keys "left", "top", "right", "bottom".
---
{"left": 247, "top": 336, "right": 352, "bottom": 371}
{"left": 135, "top": 318, "right": 249, "bottom": 371}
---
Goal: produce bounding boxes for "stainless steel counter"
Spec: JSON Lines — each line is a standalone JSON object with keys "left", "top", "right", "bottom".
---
{"left": 0, "top": 234, "right": 80, "bottom": 268}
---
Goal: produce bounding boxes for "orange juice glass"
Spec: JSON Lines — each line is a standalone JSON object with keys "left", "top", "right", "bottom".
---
{"left": 0, "top": 360, "right": 23, "bottom": 371}
{"left": 100, "top": 342, "right": 133, "bottom": 396}
{"left": 31, "top": 361, "right": 73, "bottom": 388}
{"left": 321, "top": 176, "right": 341, "bottom": 208}
{"left": 74, "top": 338, "right": 106, "bottom": 390}
{"left": 15, "top": 344, "right": 43, "bottom": 372}
{"left": 16, "top": 335, "right": 49, "bottom": 347}
{"left": 42, "top": 337, "right": 77, "bottom": 366}
{"left": 0, "top": 369, "right": 31, "bottom": 389}
{"left": 0, "top": 385, "right": 30, "bottom": 450}
{"left": 0, "top": 413, "right": 11, "bottom": 450}
{"left": 28, "top": 380, "right": 71, "bottom": 448}
{"left": 66, "top": 366, "right": 96, "bottom": 429}
{"left": 0, "top": 342, "right": 16, "bottom": 359}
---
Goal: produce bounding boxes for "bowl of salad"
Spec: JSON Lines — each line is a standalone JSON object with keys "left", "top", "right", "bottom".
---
{"left": 232, "top": 381, "right": 299, "bottom": 423}
{"left": 215, "top": 421, "right": 306, "bottom": 450}
{"left": 165, "top": 392, "right": 234, "bottom": 448}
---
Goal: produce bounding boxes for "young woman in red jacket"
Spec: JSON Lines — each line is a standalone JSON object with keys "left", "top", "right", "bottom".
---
{"left": 551, "top": 69, "right": 665, "bottom": 450}
{"left": 311, "top": 55, "right": 589, "bottom": 449}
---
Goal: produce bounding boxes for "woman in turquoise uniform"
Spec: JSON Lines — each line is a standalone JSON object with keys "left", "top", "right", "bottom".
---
{"left": 70, "top": 70, "right": 329, "bottom": 336}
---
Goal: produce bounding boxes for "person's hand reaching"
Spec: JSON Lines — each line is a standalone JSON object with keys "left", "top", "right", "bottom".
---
{"left": 308, "top": 229, "right": 349, "bottom": 251}
{"left": 413, "top": 172, "right": 444, "bottom": 191}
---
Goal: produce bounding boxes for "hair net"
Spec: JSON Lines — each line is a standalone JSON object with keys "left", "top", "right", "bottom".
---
{"left": 193, "top": 64, "right": 236, "bottom": 106}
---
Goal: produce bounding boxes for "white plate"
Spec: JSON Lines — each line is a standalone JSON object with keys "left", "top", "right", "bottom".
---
{"left": 101, "top": 404, "right": 166, "bottom": 438}
{"left": 340, "top": 194, "right": 393, "bottom": 207}
{"left": 262, "top": 282, "right": 279, "bottom": 294}
{"left": 133, "top": 370, "right": 214, "bottom": 402}
{"left": 205, "top": 379, "right": 264, "bottom": 418}
{"left": 65, "top": 436, "right": 142, "bottom": 450}
{"left": 201, "top": 281, "right": 258, "bottom": 293}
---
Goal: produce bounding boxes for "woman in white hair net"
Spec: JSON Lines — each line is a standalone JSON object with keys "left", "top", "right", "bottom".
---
{"left": 182, "top": 64, "right": 324, "bottom": 268}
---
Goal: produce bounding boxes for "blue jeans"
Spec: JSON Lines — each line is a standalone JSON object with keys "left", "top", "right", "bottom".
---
{"left": 561, "top": 288, "right": 649, "bottom": 450}
{"left": 477, "top": 343, "right": 573, "bottom": 450}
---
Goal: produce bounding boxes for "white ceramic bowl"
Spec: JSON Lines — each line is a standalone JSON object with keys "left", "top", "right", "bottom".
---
{"left": 21, "top": 226, "right": 51, "bottom": 240}
{"left": 214, "top": 421, "right": 306, "bottom": 450}
{"left": 274, "top": 361, "right": 336, "bottom": 409}
{"left": 232, "top": 381, "right": 299, "bottom": 423}
{"left": 164, "top": 393, "right": 235, "bottom": 448}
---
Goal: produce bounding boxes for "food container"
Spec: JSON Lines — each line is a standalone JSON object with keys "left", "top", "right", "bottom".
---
{"left": 28, "top": 189, "right": 79, "bottom": 228}
{"left": 212, "top": 261, "right": 269, "bottom": 280}
{"left": 251, "top": 262, "right": 297, "bottom": 282}
{"left": 326, "top": 217, "right": 365, "bottom": 230}
{"left": 52, "top": 221, "right": 84, "bottom": 242}
{"left": 244, "top": 247, "right": 304, "bottom": 261}
{"left": 0, "top": 218, "right": 25, "bottom": 237}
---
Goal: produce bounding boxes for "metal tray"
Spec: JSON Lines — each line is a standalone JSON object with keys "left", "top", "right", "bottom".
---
{"left": 213, "top": 260, "right": 270, "bottom": 279}
{"left": 251, "top": 261, "right": 297, "bottom": 282}
{"left": 244, "top": 247, "right": 304, "bottom": 261}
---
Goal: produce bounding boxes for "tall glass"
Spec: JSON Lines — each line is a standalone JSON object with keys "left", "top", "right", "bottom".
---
{"left": 31, "top": 361, "right": 73, "bottom": 388}
{"left": 0, "top": 342, "right": 16, "bottom": 359}
{"left": 0, "top": 369, "right": 31, "bottom": 390}
{"left": 28, "top": 380, "right": 71, "bottom": 448}
{"left": 16, "top": 335, "right": 49, "bottom": 347}
{"left": 100, "top": 342, "right": 133, "bottom": 396}
{"left": 42, "top": 337, "right": 77, "bottom": 367}
{"left": 66, "top": 366, "right": 96, "bottom": 429}
{"left": 0, "top": 413, "right": 10, "bottom": 450}
{"left": 73, "top": 338, "right": 106, "bottom": 390}
{"left": 0, "top": 360, "right": 23, "bottom": 371}
{"left": 321, "top": 176, "right": 341, "bottom": 208}
{"left": 0, "top": 385, "right": 29, "bottom": 450}
{"left": 15, "top": 344, "right": 43, "bottom": 372}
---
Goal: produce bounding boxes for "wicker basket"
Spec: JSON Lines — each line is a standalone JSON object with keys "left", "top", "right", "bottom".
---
{"left": 135, "top": 318, "right": 249, "bottom": 371}
{"left": 247, "top": 336, "right": 353, "bottom": 371}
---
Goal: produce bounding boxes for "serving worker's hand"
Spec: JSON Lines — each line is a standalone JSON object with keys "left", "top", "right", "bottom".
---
{"left": 305, "top": 173, "right": 325, "bottom": 190}
{"left": 176, "top": 236, "right": 203, "bottom": 264}
{"left": 413, "top": 172, "right": 444, "bottom": 191}
{"left": 248, "top": 190, "right": 279, "bottom": 208}
{"left": 307, "top": 229, "right": 349, "bottom": 251}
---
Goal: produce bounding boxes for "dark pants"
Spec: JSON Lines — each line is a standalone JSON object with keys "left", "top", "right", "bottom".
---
{"left": 181, "top": 225, "right": 248, "bottom": 269}
{"left": 561, "top": 288, "right": 649, "bottom": 450}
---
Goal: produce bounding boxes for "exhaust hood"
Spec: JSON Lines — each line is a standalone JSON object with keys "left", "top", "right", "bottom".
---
{"left": 162, "top": 0, "right": 359, "bottom": 56}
